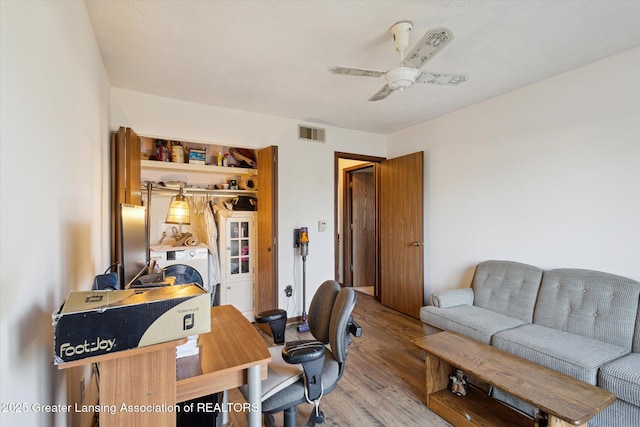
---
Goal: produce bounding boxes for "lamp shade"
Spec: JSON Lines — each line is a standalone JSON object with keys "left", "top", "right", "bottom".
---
{"left": 165, "top": 193, "right": 190, "bottom": 225}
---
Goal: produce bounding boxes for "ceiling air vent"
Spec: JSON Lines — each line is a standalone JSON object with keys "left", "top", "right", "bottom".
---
{"left": 298, "top": 125, "right": 326, "bottom": 143}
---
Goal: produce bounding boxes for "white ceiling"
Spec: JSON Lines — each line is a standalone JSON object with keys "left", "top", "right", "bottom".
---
{"left": 85, "top": 1, "right": 640, "bottom": 135}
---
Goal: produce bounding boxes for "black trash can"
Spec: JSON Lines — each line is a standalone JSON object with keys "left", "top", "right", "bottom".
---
{"left": 176, "top": 393, "right": 219, "bottom": 427}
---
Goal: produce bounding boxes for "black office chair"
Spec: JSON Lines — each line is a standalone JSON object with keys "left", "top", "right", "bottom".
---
{"left": 242, "top": 280, "right": 362, "bottom": 427}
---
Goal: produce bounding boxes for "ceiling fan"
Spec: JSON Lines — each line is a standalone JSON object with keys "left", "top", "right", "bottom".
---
{"left": 330, "top": 21, "right": 468, "bottom": 101}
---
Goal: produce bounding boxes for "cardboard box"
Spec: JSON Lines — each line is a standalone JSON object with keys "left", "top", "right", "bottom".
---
{"left": 53, "top": 284, "right": 210, "bottom": 364}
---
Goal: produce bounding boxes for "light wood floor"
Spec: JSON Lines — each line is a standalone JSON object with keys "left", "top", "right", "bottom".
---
{"left": 353, "top": 286, "right": 374, "bottom": 296}
{"left": 227, "top": 292, "right": 451, "bottom": 426}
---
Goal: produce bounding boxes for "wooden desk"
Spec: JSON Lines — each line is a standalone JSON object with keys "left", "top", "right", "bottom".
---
{"left": 413, "top": 331, "right": 615, "bottom": 427}
{"left": 58, "top": 305, "right": 271, "bottom": 427}
{"left": 177, "top": 305, "right": 271, "bottom": 427}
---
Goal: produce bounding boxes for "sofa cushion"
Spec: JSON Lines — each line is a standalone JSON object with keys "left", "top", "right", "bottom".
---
{"left": 534, "top": 269, "right": 640, "bottom": 349}
{"left": 493, "top": 324, "right": 629, "bottom": 384}
{"left": 591, "top": 396, "right": 640, "bottom": 427}
{"left": 420, "top": 305, "right": 526, "bottom": 344}
{"left": 599, "top": 353, "right": 640, "bottom": 407}
{"left": 472, "top": 260, "right": 543, "bottom": 323}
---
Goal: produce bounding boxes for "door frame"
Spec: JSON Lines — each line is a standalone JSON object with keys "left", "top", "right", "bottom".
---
{"left": 343, "top": 163, "right": 375, "bottom": 290}
{"left": 334, "top": 152, "right": 385, "bottom": 299}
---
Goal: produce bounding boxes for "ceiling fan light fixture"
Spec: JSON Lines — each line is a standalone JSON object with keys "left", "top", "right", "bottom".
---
{"left": 386, "top": 67, "right": 418, "bottom": 90}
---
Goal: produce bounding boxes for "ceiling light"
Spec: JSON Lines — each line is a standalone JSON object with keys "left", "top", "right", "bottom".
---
{"left": 165, "top": 184, "right": 190, "bottom": 225}
{"left": 386, "top": 67, "right": 419, "bottom": 90}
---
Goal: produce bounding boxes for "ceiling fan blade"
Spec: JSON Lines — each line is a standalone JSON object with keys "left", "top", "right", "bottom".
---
{"left": 368, "top": 85, "right": 395, "bottom": 102}
{"left": 330, "top": 66, "right": 386, "bottom": 78}
{"left": 416, "top": 71, "right": 468, "bottom": 85}
{"left": 401, "top": 27, "right": 454, "bottom": 69}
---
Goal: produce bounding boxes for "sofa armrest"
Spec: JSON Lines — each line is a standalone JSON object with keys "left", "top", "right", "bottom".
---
{"left": 431, "top": 288, "right": 474, "bottom": 308}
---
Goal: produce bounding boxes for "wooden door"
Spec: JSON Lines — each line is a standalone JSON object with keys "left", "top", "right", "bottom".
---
{"left": 111, "top": 127, "right": 141, "bottom": 266}
{"left": 256, "top": 146, "right": 278, "bottom": 313}
{"left": 346, "top": 166, "right": 376, "bottom": 288}
{"left": 380, "top": 152, "right": 424, "bottom": 318}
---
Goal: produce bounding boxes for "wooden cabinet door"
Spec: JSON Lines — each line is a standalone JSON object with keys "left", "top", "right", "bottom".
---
{"left": 256, "top": 146, "right": 278, "bottom": 313}
{"left": 111, "top": 127, "right": 142, "bottom": 266}
{"left": 380, "top": 151, "right": 424, "bottom": 318}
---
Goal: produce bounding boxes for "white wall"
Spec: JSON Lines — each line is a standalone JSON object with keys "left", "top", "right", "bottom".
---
{"left": 389, "top": 47, "right": 640, "bottom": 296}
{"left": 110, "top": 89, "right": 387, "bottom": 316}
{"left": 0, "top": 1, "right": 110, "bottom": 426}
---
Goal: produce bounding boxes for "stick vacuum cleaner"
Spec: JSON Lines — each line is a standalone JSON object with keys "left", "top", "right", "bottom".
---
{"left": 298, "top": 227, "right": 310, "bottom": 333}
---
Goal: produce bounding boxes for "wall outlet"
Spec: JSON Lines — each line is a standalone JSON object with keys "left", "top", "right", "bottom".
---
{"left": 285, "top": 285, "right": 293, "bottom": 297}
{"left": 293, "top": 229, "right": 300, "bottom": 248}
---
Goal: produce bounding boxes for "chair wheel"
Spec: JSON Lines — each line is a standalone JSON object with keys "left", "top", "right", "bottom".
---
{"left": 316, "top": 410, "right": 325, "bottom": 424}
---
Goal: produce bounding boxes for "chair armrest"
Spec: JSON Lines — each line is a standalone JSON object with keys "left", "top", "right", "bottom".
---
{"left": 282, "top": 340, "right": 326, "bottom": 402}
{"left": 348, "top": 317, "right": 362, "bottom": 337}
{"left": 282, "top": 340, "right": 325, "bottom": 365}
{"left": 431, "top": 288, "right": 474, "bottom": 308}
{"left": 256, "top": 309, "right": 287, "bottom": 345}
{"left": 255, "top": 308, "right": 287, "bottom": 323}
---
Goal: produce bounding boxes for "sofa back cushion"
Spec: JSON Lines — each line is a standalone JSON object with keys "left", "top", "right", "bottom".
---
{"left": 534, "top": 269, "right": 640, "bottom": 349}
{"left": 472, "top": 260, "right": 543, "bottom": 323}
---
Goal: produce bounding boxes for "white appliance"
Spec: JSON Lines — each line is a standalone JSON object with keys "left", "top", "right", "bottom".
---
{"left": 149, "top": 244, "right": 210, "bottom": 292}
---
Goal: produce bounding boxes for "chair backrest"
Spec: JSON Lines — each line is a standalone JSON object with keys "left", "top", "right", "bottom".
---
{"left": 329, "top": 287, "right": 357, "bottom": 364}
{"left": 308, "top": 280, "right": 341, "bottom": 344}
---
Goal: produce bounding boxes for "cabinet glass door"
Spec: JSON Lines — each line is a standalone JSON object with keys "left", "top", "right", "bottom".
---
{"left": 228, "top": 219, "right": 251, "bottom": 276}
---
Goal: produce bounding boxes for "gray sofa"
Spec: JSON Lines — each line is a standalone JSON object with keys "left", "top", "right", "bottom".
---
{"left": 420, "top": 260, "right": 640, "bottom": 427}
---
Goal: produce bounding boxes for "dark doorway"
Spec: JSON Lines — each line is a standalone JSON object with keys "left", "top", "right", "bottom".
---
{"left": 344, "top": 164, "right": 376, "bottom": 291}
{"left": 335, "top": 152, "right": 384, "bottom": 299}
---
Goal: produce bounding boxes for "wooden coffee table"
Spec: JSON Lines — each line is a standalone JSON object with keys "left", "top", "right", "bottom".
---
{"left": 412, "top": 331, "right": 615, "bottom": 427}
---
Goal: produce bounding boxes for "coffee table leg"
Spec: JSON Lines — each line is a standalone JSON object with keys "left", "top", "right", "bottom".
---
{"left": 425, "top": 352, "right": 451, "bottom": 405}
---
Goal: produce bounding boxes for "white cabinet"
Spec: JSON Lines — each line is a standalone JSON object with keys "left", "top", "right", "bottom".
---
{"left": 217, "top": 211, "right": 256, "bottom": 321}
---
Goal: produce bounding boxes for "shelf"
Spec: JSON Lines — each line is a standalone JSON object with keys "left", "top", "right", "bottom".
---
{"left": 143, "top": 183, "right": 257, "bottom": 197}
{"left": 428, "top": 386, "right": 532, "bottom": 427}
{"left": 141, "top": 159, "right": 256, "bottom": 175}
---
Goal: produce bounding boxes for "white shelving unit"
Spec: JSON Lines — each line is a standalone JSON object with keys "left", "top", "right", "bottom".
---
{"left": 141, "top": 159, "right": 257, "bottom": 195}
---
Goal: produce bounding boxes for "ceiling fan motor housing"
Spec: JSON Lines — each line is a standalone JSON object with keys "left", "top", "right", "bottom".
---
{"left": 391, "top": 21, "right": 413, "bottom": 53}
{"left": 386, "top": 67, "right": 419, "bottom": 90}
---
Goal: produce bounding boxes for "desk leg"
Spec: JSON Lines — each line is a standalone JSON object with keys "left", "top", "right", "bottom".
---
{"left": 99, "top": 347, "right": 176, "bottom": 427}
{"left": 219, "top": 390, "right": 229, "bottom": 427}
{"left": 247, "top": 365, "right": 262, "bottom": 427}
